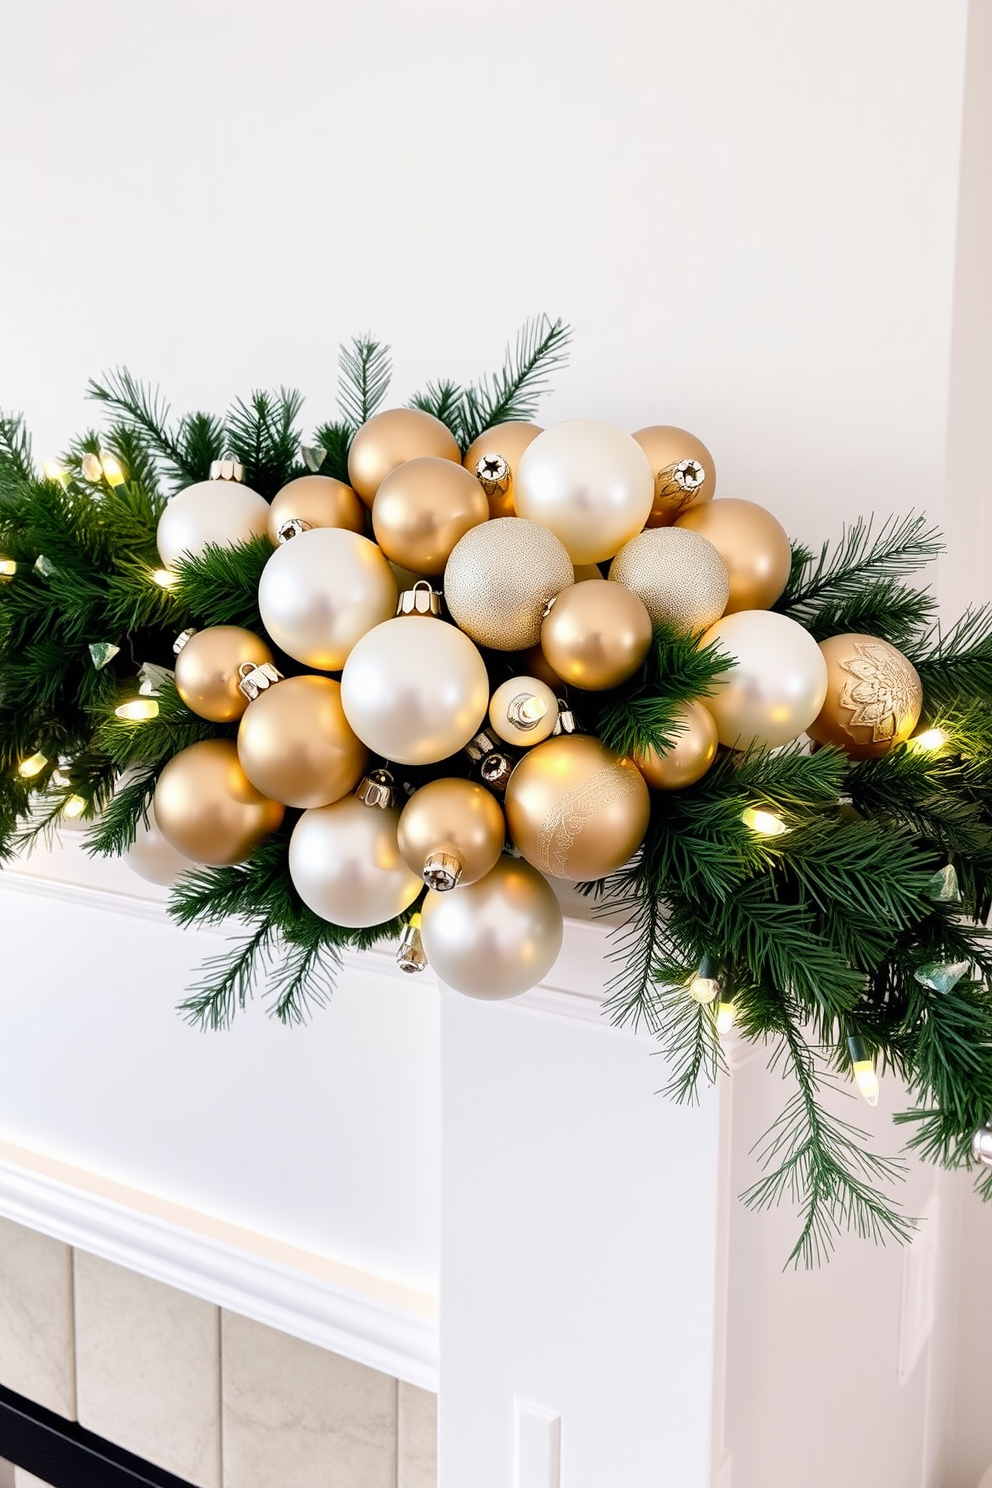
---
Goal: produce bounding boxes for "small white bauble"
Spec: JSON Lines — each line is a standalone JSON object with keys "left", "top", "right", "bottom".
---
{"left": 340, "top": 616, "right": 490, "bottom": 766}
{"left": 289, "top": 795, "right": 422, "bottom": 929}
{"left": 156, "top": 477, "right": 270, "bottom": 568}
{"left": 125, "top": 804, "right": 196, "bottom": 887}
{"left": 700, "top": 610, "right": 829, "bottom": 750}
{"left": 514, "top": 419, "right": 654, "bottom": 565}
{"left": 258, "top": 526, "right": 398, "bottom": 670}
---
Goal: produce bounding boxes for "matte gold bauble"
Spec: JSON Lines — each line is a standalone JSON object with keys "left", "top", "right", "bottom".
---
{"left": 157, "top": 476, "right": 270, "bottom": 569}
{"left": 518, "top": 644, "right": 565, "bottom": 691}
{"left": 153, "top": 740, "right": 284, "bottom": 866}
{"left": 257, "top": 527, "right": 398, "bottom": 670}
{"left": 505, "top": 734, "right": 650, "bottom": 880}
{"left": 347, "top": 408, "right": 461, "bottom": 507}
{"left": 398, "top": 778, "right": 506, "bottom": 889}
{"left": 541, "top": 579, "right": 652, "bottom": 691}
{"left": 488, "top": 676, "right": 559, "bottom": 746}
{"left": 266, "top": 474, "right": 365, "bottom": 545}
{"left": 608, "top": 528, "right": 729, "bottom": 633}
{"left": 700, "top": 610, "right": 829, "bottom": 750}
{"left": 676, "top": 499, "right": 792, "bottom": 612}
{"left": 633, "top": 701, "right": 718, "bottom": 790}
{"left": 420, "top": 855, "right": 563, "bottom": 999}
{"left": 515, "top": 419, "right": 655, "bottom": 565}
{"left": 237, "top": 675, "right": 368, "bottom": 809}
{"left": 633, "top": 425, "right": 716, "bottom": 527}
{"left": 174, "top": 626, "right": 274, "bottom": 723}
{"left": 444, "top": 517, "right": 574, "bottom": 651}
{"left": 807, "top": 633, "right": 923, "bottom": 759}
{"left": 289, "top": 795, "right": 422, "bottom": 929}
{"left": 463, "top": 422, "right": 543, "bottom": 518}
{"left": 372, "top": 457, "right": 488, "bottom": 575}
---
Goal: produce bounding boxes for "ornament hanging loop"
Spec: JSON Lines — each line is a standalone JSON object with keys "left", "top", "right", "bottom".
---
{"left": 237, "top": 659, "right": 283, "bottom": 702}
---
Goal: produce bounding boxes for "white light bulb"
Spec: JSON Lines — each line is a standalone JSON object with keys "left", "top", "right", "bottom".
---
{"left": 716, "top": 1002, "right": 736, "bottom": 1035}
{"left": 853, "top": 1060, "right": 880, "bottom": 1107}
{"left": 17, "top": 751, "right": 48, "bottom": 779}
{"left": 114, "top": 699, "right": 160, "bottom": 722}
{"left": 742, "top": 806, "right": 789, "bottom": 837}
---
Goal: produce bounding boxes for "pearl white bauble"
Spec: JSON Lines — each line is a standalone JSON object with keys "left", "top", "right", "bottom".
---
{"left": 700, "top": 610, "right": 830, "bottom": 750}
{"left": 289, "top": 796, "right": 422, "bottom": 929}
{"left": 125, "top": 804, "right": 196, "bottom": 887}
{"left": 156, "top": 479, "right": 270, "bottom": 568}
{"left": 257, "top": 527, "right": 398, "bottom": 670}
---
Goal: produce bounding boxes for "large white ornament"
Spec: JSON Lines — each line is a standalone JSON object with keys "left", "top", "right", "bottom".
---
{"left": 125, "top": 804, "right": 195, "bottom": 887}
{"left": 156, "top": 477, "right": 270, "bottom": 569}
{"left": 258, "top": 527, "right": 398, "bottom": 670}
{"left": 700, "top": 610, "right": 829, "bottom": 750}
{"left": 289, "top": 796, "right": 422, "bottom": 929}
{"left": 514, "top": 419, "right": 654, "bottom": 565}
{"left": 340, "top": 616, "right": 490, "bottom": 766}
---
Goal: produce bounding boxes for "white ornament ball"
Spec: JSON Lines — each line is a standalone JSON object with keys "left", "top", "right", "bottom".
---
{"left": 700, "top": 610, "right": 830, "bottom": 750}
{"left": 514, "top": 419, "right": 654, "bottom": 565}
{"left": 258, "top": 527, "right": 398, "bottom": 671}
{"left": 289, "top": 795, "right": 422, "bottom": 929}
{"left": 156, "top": 478, "right": 270, "bottom": 569}
{"left": 125, "top": 804, "right": 196, "bottom": 887}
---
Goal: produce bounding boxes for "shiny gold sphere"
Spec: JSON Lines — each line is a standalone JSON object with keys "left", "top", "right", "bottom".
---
{"left": 541, "top": 580, "right": 652, "bottom": 692}
{"left": 609, "top": 528, "right": 729, "bottom": 633}
{"left": 174, "top": 626, "right": 274, "bottom": 723}
{"left": 505, "top": 734, "right": 650, "bottom": 881}
{"left": 463, "top": 422, "right": 543, "bottom": 518}
{"left": 398, "top": 778, "right": 506, "bottom": 888}
{"left": 633, "top": 425, "right": 716, "bottom": 527}
{"left": 444, "top": 517, "right": 575, "bottom": 651}
{"left": 153, "top": 740, "right": 284, "bottom": 866}
{"left": 808, "top": 633, "right": 923, "bottom": 759}
{"left": 267, "top": 475, "right": 365, "bottom": 545}
{"left": 517, "top": 644, "right": 565, "bottom": 691}
{"left": 372, "top": 457, "right": 489, "bottom": 575}
{"left": 347, "top": 408, "right": 461, "bottom": 507}
{"left": 237, "top": 675, "right": 368, "bottom": 809}
{"left": 633, "top": 701, "right": 719, "bottom": 790}
{"left": 675, "top": 498, "right": 792, "bottom": 612}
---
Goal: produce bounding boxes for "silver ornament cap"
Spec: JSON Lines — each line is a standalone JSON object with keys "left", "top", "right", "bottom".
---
{"left": 972, "top": 1123, "right": 992, "bottom": 1169}
{"left": 209, "top": 458, "right": 245, "bottom": 482}
{"left": 237, "top": 660, "right": 283, "bottom": 701}
{"left": 423, "top": 851, "right": 463, "bottom": 893}
{"left": 356, "top": 769, "right": 398, "bottom": 810}
{"left": 396, "top": 918, "right": 428, "bottom": 974}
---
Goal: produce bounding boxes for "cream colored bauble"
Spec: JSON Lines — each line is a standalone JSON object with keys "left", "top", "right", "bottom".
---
{"left": 289, "top": 795, "right": 422, "bottom": 929}
{"left": 347, "top": 408, "right": 461, "bottom": 507}
{"left": 514, "top": 419, "right": 654, "bottom": 565}
{"left": 609, "top": 528, "right": 729, "bottom": 633}
{"left": 156, "top": 476, "right": 270, "bottom": 569}
{"left": 700, "top": 610, "right": 829, "bottom": 750}
{"left": 257, "top": 527, "right": 398, "bottom": 670}
{"left": 340, "top": 615, "right": 490, "bottom": 765}
{"left": 125, "top": 804, "right": 195, "bottom": 886}
{"left": 443, "top": 517, "right": 574, "bottom": 651}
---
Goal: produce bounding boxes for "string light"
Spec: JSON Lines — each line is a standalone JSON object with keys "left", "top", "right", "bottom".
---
{"left": 41, "top": 461, "right": 69, "bottom": 487}
{"left": 17, "top": 751, "right": 48, "bottom": 778}
{"left": 0, "top": 559, "right": 17, "bottom": 579}
{"left": 153, "top": 569, "right": 178, "bottom": 589}
{"left": 847, "top": 1035, "right": 879, "bottom": 1107}
{"left": 909, "top": 727, "right": 948, "bottom": 754}
{"left": 80, "top": 452, "right": 103, "bottom": 482}
{"left": 114, "top": 699, "right": 160, "bottom": 722}
{"left": 742, "top": 806, "right": 789, "bottom": 837}
{"left": 99, "top": 453, "right": 126, "bottom": 486}
{"left": 62, "top": 795, "right": 86, "bottom": 819}
{"left": 687, "top": 953, "right": 721, "bottom": 1005}
{"left": 716, "top": 1001, "right": 737, "bottom": 1036}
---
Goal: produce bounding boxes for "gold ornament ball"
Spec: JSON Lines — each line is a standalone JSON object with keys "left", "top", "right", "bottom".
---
{"left": 609, "top": 527, "right": 729, "bottom": 633}
{"left": 157, "top": 478, "right": 270, "bottom": 569}
{"left": 572, "top": 563, "right": 602, "bottom": 582}
{"left": 676, "top": 498, "right": 792, "bottom": 612}
{"left": 700, "top": 609, "right": 829, "bottom": 750}
{"left": 153, "top": 740, "right": 284, "bottom": 867}
{"left": 633, "top": 425, "right": 716, "bottom": 527}
{"left": 541, "top": 579, "right": 652, "bottom": 691}
{"left": 633, "top": 701, "right": 719, "bottom": 790}
{"left": 808, "top": 633, "right": 923, "bottom": 759}
{"left": 257, "top": 526, "right": 398, "bottom": 670}
{"left": 266, "top": 474, "right": 365, "bottom": 545}
{"left": 463, "top": 422, "right": 543, "bottom": 518}
{"left": 420, "top": 855, "right": 564, "bottom": 1000}
{"left": 505, "top": 734, "right": 650, "bottom": 881}
{"left": 444, "top": 517, "right": 574, "bottom": 651}
{"left": 372, "top": 457, "right": 489, "bottom": 575}
{"left": 518, "top": 644, "right": 565, "bottom": 691}
{"left": 289, "top": 795, "right": 422, "bottom": 929}
{"left": 398, "top": 778, "right": 506, "bottom": 888}
{"left": 488, "top": 676, "right": 559, "bottom": 746}
{"left": 347, "top": 408, "right": 461, "bottom": 508}
{"left": 237, "top": 675, "right": 368, "bottom": 809}
{"left": 174, "top": 626, "right": 274, "bottom": 723}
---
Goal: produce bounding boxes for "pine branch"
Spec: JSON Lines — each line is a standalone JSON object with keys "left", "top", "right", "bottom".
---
{"left": 309, "top": 421, "right": 353, "bottom": 484}
{"left": 174, "top": 411, "right": 226, "bottom": 486}
{"left": 0, "top": 412, "right": 35, "bottom": 494}
{"left": 179, "top": 919, "right": 277, "bottom": 1030}
{"left": 795, "top": 578, "right": 937, "bottom": 650}
{"left": 171, "top": 537, "right": 270, "bottom": 632}
{"left": 337, "top": 335, "right": 392, "bottom": 429}
{"left": 909, "top": 605, "right": 992, "bottom": 710}
{"left": 408, "top": 380, "right": 466, "bottom": 437}
{"left": 595, "top": 620, "right": 734, "bottom": 759}
{"left": 776, "top": 513, "right": 943, "bottom": 620}
{"left": 87, "top": 370, "right": 199, "bottom": 483}
{"left": 84, "top": 765, "right": 158, "bottom": 857}
{"left": 457, "top": 315, "right": 572, "bottom": 446}
{"left": 225, "top": 388, "right": 305, "bottom": 497}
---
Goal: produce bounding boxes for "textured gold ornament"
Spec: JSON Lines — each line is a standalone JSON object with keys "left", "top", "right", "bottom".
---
{"left": 505, "top": 734, "right": 650, "bottom": 880}
{"left": 633, "top": 701, "right": 718, "bottom": 790}
{"left": 266, "top": 474, "right": 365, "bottom": 545}
{"left": 398, "top": 778, "right": 506, "bottom": 890}
{"left": 347, "top": 408, "right": 461, "bottom": 507}
{"left": 540, "top": 579, "right": 652, "bottom": 691}
{"left": 633, "top": 425, "right": 716, "bottom": 527}
{"left": 174, "top": 626, "right": 274, "bottom": 723}
{"left": 675, "top": 498, "right": 792, "bottom": 612}
{"left": 372, "top": 457, "right": 489, "bottom": 574}
{"left": 609, "top": 528, "right": 729, "bottom": 632}
{"left": 444, "top": 517, "right": 575, "bottom": 651}
{"left": 463, "top": 422, "right": 543, "bottom": 518}
{"left": 808, "top": 633, "right": 923, "bottom": 759}
{"left": 236, "top": 674, "right": 368, "bottom": 809}
{"left": 153, "top": 740, "right": 284, "bottom": 866}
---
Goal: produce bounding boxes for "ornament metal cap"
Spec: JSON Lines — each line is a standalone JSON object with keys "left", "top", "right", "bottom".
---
{"left": 209, "top": 458, "right": 245, "bottom": 483}
{"left": 173, "top": 627, "right": 196, "bottom": 655}
{"left": 237, "top": 659, "right": 283, "bottom": 702}
{"left": 552, "top": 699, "right": 578, "bottom": 735}
{"left": 465, "top": 728, "right": 501, "bottom": 763}
{"left": 423, "top": 851, "right": 463, "bottom": 892}
{"left": 396, "top": 580, "right": 441, "bottom": 617}
{"left": 666, "top": 457, "right": 706, "bottom": 495}
{"left": 396, "top": 918, "right": 428, "bottom": 974}
{"left": 474, "top": 452, "right": 510, "bottom": 497}
{"left": 971, "top": 1122, "right": 992, "bottom": 1169}
{"left": 356, "top": 768, "right": 397, "bottom": 809}
{"left": 276, "top": 517, "right": 313, "bottom": 544}
{"left": 479, "top": 751, "right": 513, "bottom": 792}
{"left": 506, "top": 691, "right": 550, "bottom": 732}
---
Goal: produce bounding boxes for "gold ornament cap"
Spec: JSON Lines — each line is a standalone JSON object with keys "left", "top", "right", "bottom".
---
{"left": 209, "top": 458, "right": 245, "bottom": 483}
{"left": 396, "top": 917, "right": 429, "bottom": 974}
{"left": 356, "top": 768, "right": 398, "bottom": 809}
{"left": 237, "top": 659, "right": 283, "bottom": 702}
{"left": 396, "top": 580, "right": 442, "bottom": 617}
{"left": 474, "top": 452, "right": 510, "bottom": 497}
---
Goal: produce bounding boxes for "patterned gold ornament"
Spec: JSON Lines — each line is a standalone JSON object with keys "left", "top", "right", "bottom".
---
{"left": 266, "top": 474, "right": 365, "bottom": 545}
{"left": 633, "top": 425, "right": 716, "bottom": 527}
{"left": 807, "top": 633, "right": 923, "bottom": 759}
{"left": 463, "top": 422, "right": 543, "bottom": 518}
{"left": 174, "top": 626, "right": 274, "bottom": 723}
{"left": 608, "top": 528, "right": 729, "bottom": 632}
{"left": 444, "top": 517, "right": 575, "bottom": 651}
{"left": 347, "top": 408, "right": 461, "bottom": 507}
{"left": 675, "top": 498, "right": 792, "bottom": 612}
{"left": 633, "top": 701, "right": 719, "bottom": 790}
{"left": 372, "top": 457, "right": 488, "bottom": 574}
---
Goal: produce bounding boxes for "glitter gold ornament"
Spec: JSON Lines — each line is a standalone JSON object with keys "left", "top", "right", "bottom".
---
{"left": 807, "top": 633, "right": 923, "bottom": 759}
{"left": 398, "top": 778, "right": 506, "bottom": 890}
{"left": 608, "top": 528, "right": 729, "bottom": 632}
{"left": 505, "top": 734, "right": 650, "bottom": 880}
{"left": 676, "top": 499, "right": 792, "bottom": 612}
{"left": 633, "top": 701, "right": 719, "bottom": 790}
{"left": 266, "top": 474, "right": 365, "bottom": 545}
{"left": 347, "top": 408, "right": 461, "bottom": 507}
{"left": 700, "top": 610, "right": 829, "bottom": 750}
{"left": 153, "top": 740, "right": 284, "bottom": 866}
{"left": 540, "top": 579, "right": 652, "bottom": 691}
{"left": 372, "top": 457, "right": 488, "bottom": 574}
{"left": 174, "top": 626, "right": 274, "bottom": 723}
{"left": 633, "top": 425, "right": 716, "bottom": 527}
{"left": 289, "top": 794, "right": 422, "bottom": 928}
{"left": 444, "top": 517, "right": 574, "bottom": 651}
{"left": 237, "top": 674, "right": 368, "bottom": 809}
{"left": 463, "top": 422, "right": 543, "bottom": 518}
{"left": 156, "top": 469, "right": 270, "bottom": 569}
{"left": 258, "top": 526, "right": 398, "bottom": 670}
